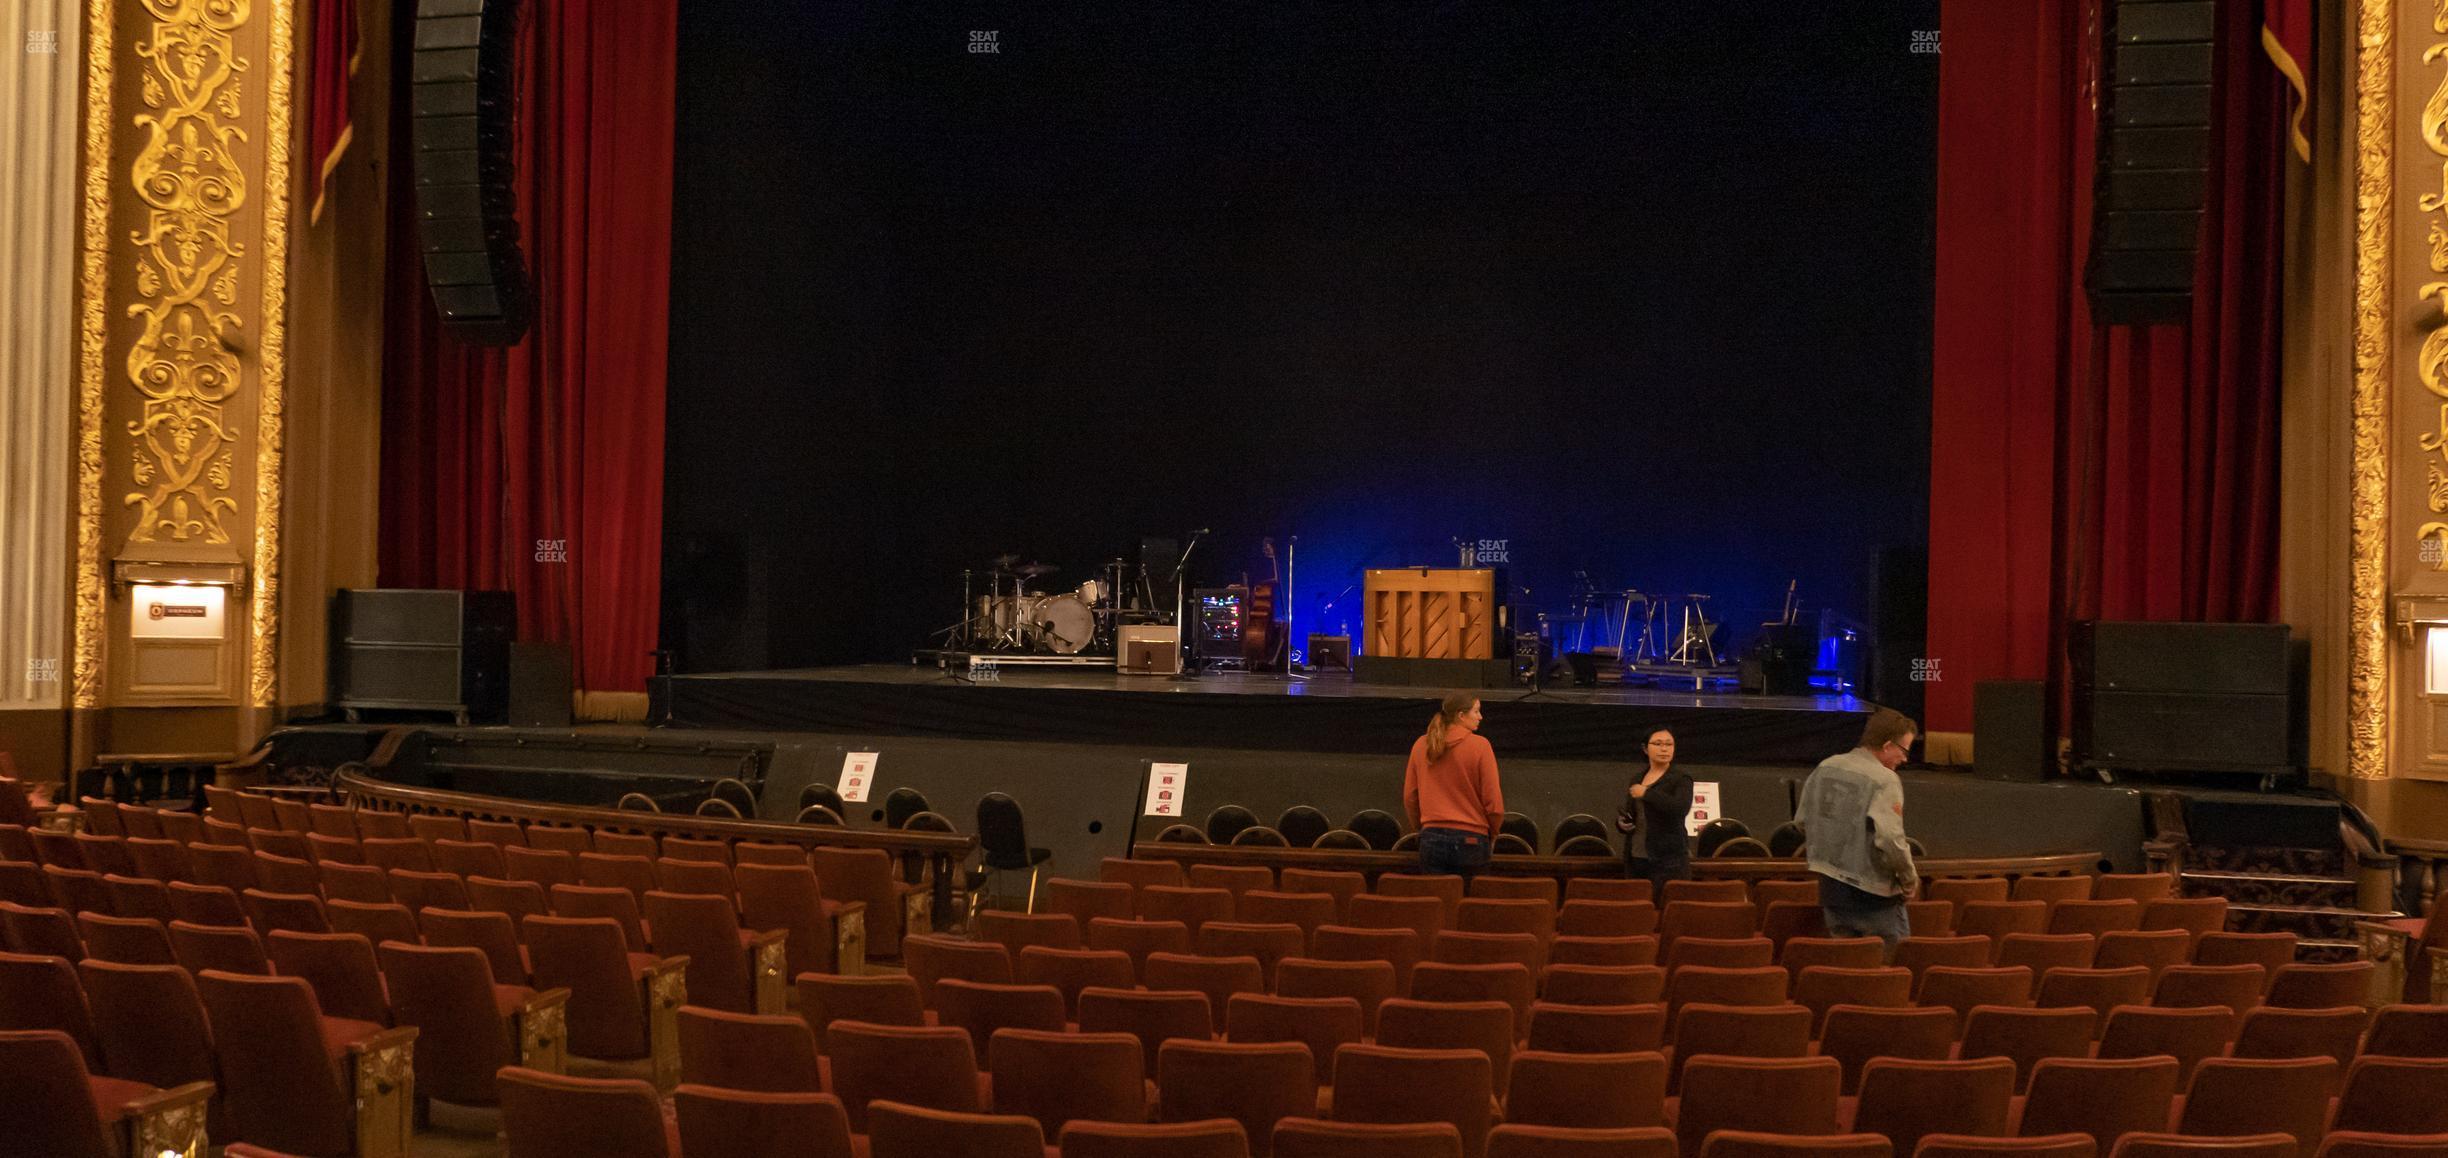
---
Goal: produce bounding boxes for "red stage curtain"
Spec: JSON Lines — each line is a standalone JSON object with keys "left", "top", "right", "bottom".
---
{"left": 1924, "top": 0, "right": 2285, "bottom": 734}
{"left": 378, "top": 0, "right": 677, "bottom": 704}
{"left": 307, "top": 0, "right": 359, "bottom": 224}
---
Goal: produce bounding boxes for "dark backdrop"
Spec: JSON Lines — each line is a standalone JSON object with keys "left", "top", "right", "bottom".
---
{"left": 665, "top": 2, "right": 1939, "bottom": 672}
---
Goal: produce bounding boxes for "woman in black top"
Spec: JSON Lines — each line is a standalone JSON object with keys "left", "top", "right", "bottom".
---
{"left": 1616, "top": 726, "right": 1694, "bottom": 892}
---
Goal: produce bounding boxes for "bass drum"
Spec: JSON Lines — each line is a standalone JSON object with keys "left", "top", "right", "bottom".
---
{"left": 1023, "top": 594, "right": 1097, "bottom": 655}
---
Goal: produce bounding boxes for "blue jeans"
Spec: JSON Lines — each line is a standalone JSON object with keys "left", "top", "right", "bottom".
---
{"left": 1819, "top": 874, "right": 1912, "bottom": 957}
{"left": 1418, "top": 826, "right": 1491, "bottom": 882}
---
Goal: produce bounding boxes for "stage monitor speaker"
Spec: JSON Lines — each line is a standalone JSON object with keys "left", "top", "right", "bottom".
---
{"left": 2085, "top": 0, "right": 2216, "bottom": 325}
{"left": 1973, "top": 679, "right": 2052, "bottom": 782}
{"left": 412, "top": 0, "right": 532, "bottom": 344}
{"left": 508, "top": 641, "right": 573, "bottom": 728}
{"left": 331, "top": 589, "right": 515, "bottom": 723}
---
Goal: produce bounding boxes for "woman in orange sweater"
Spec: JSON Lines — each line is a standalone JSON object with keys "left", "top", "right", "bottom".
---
{"left": 1402, "top": 691, "right": 1505, "bottom": 880}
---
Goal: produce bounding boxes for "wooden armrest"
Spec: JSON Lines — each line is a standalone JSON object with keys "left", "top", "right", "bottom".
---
{"left": 835, "top": 901, "right": 869, "bottom": 977}
{"left": 120, "top": 1078, "right": 213, "bottom": 1158}
{"left": 2430, "top": 946, "right": 2448, "bottom": 1006}
{"left": 901, "top": 882, "right": 934, "bottom": 939}
{"left": 347, "top": 1026, "right": 419, "bottom": 1158}
{"left": 514, "top": 987, "right": 572, "bottom": 1074}
{"left": 2359, "top": 920, "right": 2422, "bottom": 1007}
{"left": 749, "top": 928, "right": 791, "bottom": 1015}
{"left": 641, "top": 956, "right": 690, "bottom": 1092}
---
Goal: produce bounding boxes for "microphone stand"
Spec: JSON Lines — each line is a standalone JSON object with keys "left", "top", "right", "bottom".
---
{"left": 1281, "top": 535, "right": 1311, "bottom": 681}
{"left": 1171, "top": 529, "right": 1205, "bottom": 680}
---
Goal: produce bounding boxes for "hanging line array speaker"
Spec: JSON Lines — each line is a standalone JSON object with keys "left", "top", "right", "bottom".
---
{"left": 411, "top": 0, "right": 533, "bottom": 345}
{"left": 2084, "top": 0, "right": 2216, "bottom": 326}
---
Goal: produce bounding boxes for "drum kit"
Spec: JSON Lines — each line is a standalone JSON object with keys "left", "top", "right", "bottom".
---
{"left": 955, "top": 555, "right": 1145, "bottom": 657}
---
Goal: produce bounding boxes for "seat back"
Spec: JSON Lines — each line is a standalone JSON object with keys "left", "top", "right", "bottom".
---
{"left": 1817, "top": 1004, "right": 1959, "bottom": 1095}
{"left": 2175, "top": 1057, "right": 2340, "bottom": 1154}
{"left": 379, "top": 942, "right": 520, "bottom": 1106}
{"left": 1330, "top": 1043, "right": 1496, "bottom": 1158}
{"left": 1667, "top": 1003, "right": 1810, "bottom": 1092}
{"left": 423, "top": 907, "right": 529, "bottom": 986}
{"left": 169, "top": 918, "right": 271, "bottom": 975}
{"left": 989, "top": 1027, "right": 1147, "bottom": 1134}
{"left": 1015, "top": 945, "right": 1137, "bottom": 1019}
{"left": 1850, "top": 1055, "right": 2015, "bottom": 1155}
{"left": 1523, "top": 1000, "right": 1666, "bottom": 1056}
{"left": 1671, "top": 1055, "right": 1841, "bottom": 1158}
{"left": 498, "top": 1066, "right": 673, "bottom": 1158}
{"left": 825, "top": 1021, "right": 984, "bottom": 1130}
{"left": 76, "top": 911, "right": 174, "bottom": 965}
{"left": 2015, "top": 1054, "right": 2178, "bottom": 1154}
{"left": 934, "top": 978, "right": 1067, "bottom": 1057}
{"left": 2232, "top": 1005, "right": 2369, "bottom": 1068}
{"left": 677, "top": 1005, "right": 822, "bottom": 1093}
{"left": 76, "top": 959, "right": 221, "bottom": 1128}
{"left": 0, "top": 1029, "right": 114, "bottom": 1158}
{"left": 1541, "top": 963, "right": 1666, "bottom": 1006}
{"left": 523, "top": 914, "right": 652, "bottom": 1059}
{"left": 798, "top": 972, "right": 926, "bottom": 1048}
{"left": 904, "top": 932, "right": 1017, "bottom": 1006}
{"left": 0, "top": 950, "right": 100, "bottom": 1066}
{"left": 1957, "top": 1004, "right": 2095, "bottom": 1092}
{"left": 547, "top": 879, "right": 648, "bottom": 945}
{"left": 195, "top": 969, "right": 360, "bottom": 1156}
{"left": 672, "top": 1085, "right": 857, "bottom": 1158}
{"left": 1376, "top": 997, "right": 1515, "bottom": 1088}
{"left": 1502, "top": 1048, "right": 1667, "bottom": 1130}
{"left": 1078, "top": 985, "right": 1215, "bottom": 1073}
{"left": 2332, "top": 1055, "right": 2448, "bottom": 1136}
{"left": 265, "top": 929, "right": 391, "bottom": 1023}
{"left": 644, "top": 890, "right": 757, "bottom": 1013}
{"left": 2096, "top": 1004, "right": 2237, "bottom": 1084}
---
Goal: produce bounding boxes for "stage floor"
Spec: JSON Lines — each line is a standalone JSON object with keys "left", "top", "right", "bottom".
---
{"left": 657, "top": 664, "right": 1875, "bottom": 764}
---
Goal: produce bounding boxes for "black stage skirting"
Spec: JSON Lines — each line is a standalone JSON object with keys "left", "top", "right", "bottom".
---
{"left": 657, "top": 665, "right": 1873, "bottom": 764}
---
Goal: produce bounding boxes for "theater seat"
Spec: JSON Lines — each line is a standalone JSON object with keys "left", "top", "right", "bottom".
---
{"left": 380, "top": 941, "right": 569, "bottom": 1109}
{"left": 0, "top": 1028, "right": 213, "bottom": 1158}
{"left": 499, "top": 1065, "right": 679, "bottom": 1158}
{"left": 195, "top": 970, "right": 418, "bottom": 1157}
{"left": 674, "top": 1084, "right": 859, "bottom": 1158}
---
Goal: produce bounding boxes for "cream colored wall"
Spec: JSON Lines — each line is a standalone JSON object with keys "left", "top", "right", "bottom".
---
{"left": 0, "top": 1, "right": 79, "bottom": 778}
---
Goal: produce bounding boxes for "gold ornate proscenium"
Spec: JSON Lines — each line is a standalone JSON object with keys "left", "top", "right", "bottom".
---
{"left": 123, "top": 0, "right": 250, "bottom": 547}
{"left": 75, "top": 0, "right": 119, "bottom": 709}
{"left": 75, "top": 0, "right": 293, "bottom": 718}
{"left": 252, "top": 0, "right": 291, "bottom": 708}
{"left": 2350, "top": 0, "right": 2396, "bottom": 781}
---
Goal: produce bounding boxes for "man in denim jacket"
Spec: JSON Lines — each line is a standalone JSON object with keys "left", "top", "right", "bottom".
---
{"left": 1794, "top": 707, "right": 1921, "bottom": 956}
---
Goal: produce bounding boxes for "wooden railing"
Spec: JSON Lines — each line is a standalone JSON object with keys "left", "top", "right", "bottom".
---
{"left": 1128, "top": 841, "right": 2102, "bottom": 887}
{"left": 332, "top": 767, "right": 976, "bottom": 918}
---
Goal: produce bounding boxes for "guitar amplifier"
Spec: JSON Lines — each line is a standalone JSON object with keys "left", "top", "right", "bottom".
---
{"left": 1117, "top": 625, "right": 1181, "bottom": 676}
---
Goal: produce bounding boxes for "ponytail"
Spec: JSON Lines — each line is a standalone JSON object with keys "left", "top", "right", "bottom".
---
{"left": 1422, "top": 692, "right": 1479, "bottom": 762}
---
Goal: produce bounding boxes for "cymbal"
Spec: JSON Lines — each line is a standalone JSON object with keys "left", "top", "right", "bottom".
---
{"left": 1017, "top": 563, "right": 1059, "bottom": 577}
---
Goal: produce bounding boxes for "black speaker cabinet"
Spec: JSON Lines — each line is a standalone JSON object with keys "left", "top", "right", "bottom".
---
{"left": 2086, "top": 0, "right": 2216, "bottom": 324}
{"left": 412, "top": 0, "right": 532, "bottom": 343}
{"left": 2070, "top": 620, "right": 2290, "bottom": 695}
{"left": 331, "top": 589, "right": 515, "bottom": 723}
{"left": 2070, "top": 620, "right": 2295, "bottom": 772}
{"left": 1973, "top": 679, "right": 2052, "bottom": 782}
{"left": 508, "top": 641, "right": 573, "bottom": 728}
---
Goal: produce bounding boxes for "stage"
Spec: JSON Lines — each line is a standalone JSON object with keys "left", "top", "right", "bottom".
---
{"left": 655, "top": 664, "right": 1876, "bottom": 764}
